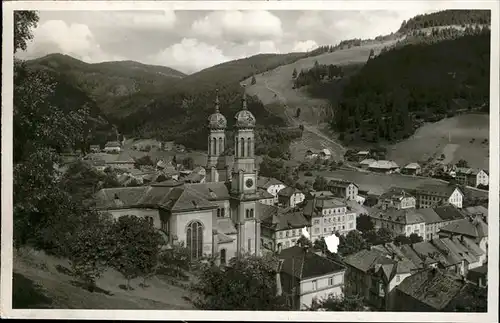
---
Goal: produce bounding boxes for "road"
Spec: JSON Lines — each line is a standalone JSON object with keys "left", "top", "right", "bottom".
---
{"left": 262, "top": 80, "right": 364, "bottom": 171}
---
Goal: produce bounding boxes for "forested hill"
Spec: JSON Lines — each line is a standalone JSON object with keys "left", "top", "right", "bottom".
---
{"left": 26, "top": 54, "right": 186, "bottom": 118}
{"left": 398, "top": 9, "right": 491, "bottom": 33}
{"left": 328, "top": 31, "right": 490, "bottom": 145}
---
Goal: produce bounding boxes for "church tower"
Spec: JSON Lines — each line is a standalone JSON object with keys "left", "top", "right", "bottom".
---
{"left": 206, "top": 89, "right": 227, "bottom": 183}
{"left": 230, "top": 87, "right": 261, "bottom": 257}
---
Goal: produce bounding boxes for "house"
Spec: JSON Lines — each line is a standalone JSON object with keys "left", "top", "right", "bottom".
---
{"left": 370, "top": 208, "right": 426, "bottom": 239}
{"left": 175, "top": 144, "right": 186, "bottom": 152}
{"left": 277, "top": 246, "right": 346, "bottom": 310}
{"left": 343, "top": 248, "right": 418, "bottom": 310}
{"left": 401, "top": 163, "right": 422, "bottom": 176}
{"left": 455, "top": 167, "right": 489, "bottom": 187}
{"left": 132, "top": 139, "right": 161, "bottom": 151}
{"left": 417, "top": 205, "right": 466, "bottom": 241}
{"left": 356, "top": 151, "right": 370, "bottom": 162}
{"left": 89, "top": 144, "right": 101, "bottom": 153}
{"left": 319, "top": 149, "right": 332, "bottom": 160}
{"left": 305, "top": 149, "right": 318, "bottom": 160}
{"left": 163, "top": 141, "right": 175, "bottom": 151}
{"left": 439, "top": 215, "right": 488, "bottom": 255}
{"left": 104, "top": 141, "right": 121, "bottom": 153}
{"left": 378, "top": 187, "right": 416, "bottom": 210}
{"left": 257, "top": 176, "right": 286, "bottom": 204}
{"left": 278, "top": 187, "right": 306, "bottom": 208}
{"left": 83, "top": 158, "right": 106, "bottom": 172}
{"left": 327, "top": 179, "right": 359, "bottom": 201}
{"left": 184, "top": 166, "right": 206, "bottom": 183}
{"left": 466, "top": 264, "right": 487, "bottom": 288}
{"left": 83, "top": 152, "right": 136, "bottom": 171}
{"left": 461, "top": 205, "right": 488, "bottom": 223}
{"left": 303, "top": 195, "right": 357, "bottom": 240}
{"left": 260, "top": 205, "right": 311, "bottom": 252}
{"left": 368, "top": 160, "right": 400, "bottom": 174}
{"left": 258, "top": 188, "right": 275, "bottom": 206}
{"left": 359, "top": 158, "right": 376, "bottom": 169}
{"left": 392, "top": 268, "right": 487, "bottom": 312}
{"left": 414, "top": 184, "right": 464, "bottom": 209}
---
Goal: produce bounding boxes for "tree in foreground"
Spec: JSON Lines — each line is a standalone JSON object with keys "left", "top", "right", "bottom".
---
{"left": 356, "top": 214, "right": 374, "bottom": 234}
{"left": 338, "top": 230, "right": 367, "bottom": 256}
{"left": 191, "top": 254, "right": 290, "bottom": 310}
{"left": 109, "top": 216, "right": 163, "bottom": 289}
{"left": 307, "top": 293, "right": 366, "bottom": 311}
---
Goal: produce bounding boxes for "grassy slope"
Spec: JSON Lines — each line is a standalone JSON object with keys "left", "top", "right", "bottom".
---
{"left": 242, "top": 39, "right": 400, "bottom": 162}
{"left": 387, "top": 114, "right": 489, "bottom": 169}
{"left": 12, "top": 248, "right": 194, "bottom": 310}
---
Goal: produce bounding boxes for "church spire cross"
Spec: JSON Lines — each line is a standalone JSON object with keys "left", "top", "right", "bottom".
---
{"left": 215, "top": 89, "right": 220, "bottom": 113}
{"left": 242, "top": 85, "right": 247, "bottom": 110}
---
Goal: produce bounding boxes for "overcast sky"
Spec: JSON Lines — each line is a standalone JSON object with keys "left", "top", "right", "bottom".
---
{"left": 17, "top": 7, "right": 447, "bottom": 74}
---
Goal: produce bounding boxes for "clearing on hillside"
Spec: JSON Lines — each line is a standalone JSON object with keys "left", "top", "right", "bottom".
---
{"left": 387, "top": 114, "right": 489, "bottom": 170}
{"left": 242, "top": 39, "right": 399, "bottom": 163}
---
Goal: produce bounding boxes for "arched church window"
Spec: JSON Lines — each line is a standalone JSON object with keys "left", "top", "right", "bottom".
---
{"left": 212, "top": 138, "right": 217, "bottom": 155}
{"left": 246, "top": 209, "right": 250, "bottom": 218}
{"left": 250, "top": 209, "right": 254, "bottom": 218}
{"left": 217, "top": 209, "right": 221, "bottom": 217}
{"left": 247, "top": 137, "right": 251, "bottom": 157}
{"left": 219, "top": 138, "right": 223, "bottom": 154}
{"left": 208, "top": 137, "right": 211, "bottom": 155}
{"left": 240, "top": 137, "right": 245, "bottom": 157}
{"left": 235, "top": 138, "right": 239, "bottom": 156}
{"left": 186, "top": 221, "right": 204, "bottom": 260}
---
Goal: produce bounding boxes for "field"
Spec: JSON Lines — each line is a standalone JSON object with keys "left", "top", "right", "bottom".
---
{"left": 298, "top": 168, "right": 489, "bottom": 199}
{"left": 241, "top": 39, "right": 399, "bottom": 163}
{"left": 12, "top": 247, "right": 195, "bottom": 309}
{"left": 387, "top": 114, "right": 490, "bottom": 169}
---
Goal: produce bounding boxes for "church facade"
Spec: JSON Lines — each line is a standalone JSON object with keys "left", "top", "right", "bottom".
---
{"left": 93, "top": 89, "right": 262, "bottom": 263}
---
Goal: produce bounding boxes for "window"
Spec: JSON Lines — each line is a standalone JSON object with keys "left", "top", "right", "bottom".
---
{"left": 349, "top": 223, "right": 353, "bottom": 229}
{"left": 220, "top": 248, "right": 227, "bottom": 265}
{"left": 324, "top": 218, "right": 328, "bottom": 223}
{"left": 279, "top": 231, "right": 284, "bottom": 238}
{"left": 285, "top": 241, "right": 290, "bottom": 247}
{"left": 219, "top": 138, "right": 223, "bottom": 155}
{"left": 312, "top": 280, "right": 318, "bottom": 291}
{"left": 186, "top": 221, "right": 204, "bottom": 260}
{"left": 396, "top": 275, "right": 400, "bottom": 283}
{"left": 286, "top": 231, "right": 290, "bottom": 237}
{"left": 247, "top": 137, "right": 251, "bottom": 156}
{"left": 250, "top": 209, "right": 254, "bottom": 218}
{"left": 314, "top": 220, "right": 320, "bottom": 225}
{"left": 328, "top": 277, "right": 334, "bottom": 286}
{"left": 324, "top": 228, "right": 327, "bottom": 232}
{"left": 248, "top": 239, "right": 252, "bottom": 252}
{"left": 212, "top": 138, "right": 216, "bottom": 155}
{"left": 241, "top": 138, "right": 245, "bottom": 157}
{"left": 221, "top": 208, "right": 225, "bottom": 217}
{"left": 217, "top": 209, "right": 221, "bottom": 217}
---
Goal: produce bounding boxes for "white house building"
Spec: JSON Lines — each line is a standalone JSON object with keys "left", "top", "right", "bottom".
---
{"left": 370, "top": 208, "right": 427, "bottom": 239}
{"left": 257, "top": 176, "right": 286, "bottom": 204}
{"left": 327, "top": 179, "right": 359, "bottom": 201}
{"left": 455, "top": 168, "right": 489, "bottom": 187}
{"left": 414, "top": 184, "right": 464, "bottom": 209}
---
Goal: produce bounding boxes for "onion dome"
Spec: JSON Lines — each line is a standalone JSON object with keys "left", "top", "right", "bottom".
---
{"left": 234, "top": 88, "right": 256, "bottom": 129}
{"left": 208, "top": 89, "right": 227, "bottom": 129}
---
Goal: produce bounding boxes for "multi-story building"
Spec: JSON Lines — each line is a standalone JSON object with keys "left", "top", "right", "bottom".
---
{"left": 258, "top": 188, "right": 275, "bottom": 206}
{"left": 277, "top": 246, "right": 346, "bottom": 310}
{"left": 327, "top": 179, "right": 359, "bottom": 201}
{"left": 414, "top": 184, "right": 464, "bottom": 209}
{"left": 259, "top": 204, "right": 311, "bottom": 252}
{"left": 401, "top": 163, "right": 422, "bottom": 176}
{"left": 370, "top": 208, "right": 426, "bottom": 239}
{"left": 277, "top": 187, "right": 306, "bottom": 208}
{"left": 455, "top": 167, "right": 489, "bottom": 187}
{"left": 303, "top": 195, "right": 357, "bottom": 241}
{"left": 378, "top": 187, "right": 416, "bottom": 210}
{"left": 417, "top": 205, "right": 466, "bottom": 240}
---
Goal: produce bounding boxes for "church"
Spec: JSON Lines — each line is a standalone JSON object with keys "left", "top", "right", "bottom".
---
{"left": 93, "top": 89, "right": 263, "bottom": 264}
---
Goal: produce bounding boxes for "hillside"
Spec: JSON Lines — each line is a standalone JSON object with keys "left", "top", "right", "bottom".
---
{"left": 242, "top": 39, "right": 400, "bottom": 161}
{"left": 398, "top": 9, "right": 491, "bottom": 33}
{"left": 13, "top": 247, "right": 194, "bottom": 309}
{"left": 26, "top": 54, "right": 186, "bottom": 118}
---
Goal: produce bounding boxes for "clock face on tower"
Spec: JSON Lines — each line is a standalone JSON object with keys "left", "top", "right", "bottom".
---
{"left": 245, "top": 178, "right": 254, "bottom": 188}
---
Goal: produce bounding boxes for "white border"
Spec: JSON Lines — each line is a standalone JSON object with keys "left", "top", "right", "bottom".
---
{"left": 1, "top": 1, "right": 499, "bottom": 322}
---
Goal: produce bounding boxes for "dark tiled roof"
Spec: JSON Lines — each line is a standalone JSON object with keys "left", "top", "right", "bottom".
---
{"left": 440, "top": 217, "right": 488, "bottom": 239}
{"left": 344, "top": 248, "right": 387, "bottom": 273}
{"left": 433, "top": 205, "right": 465, "bottom": 221}
{"left": 396, "top": 268, "right": 469, "bottom": 310}
{"left": 94, "top": 187, "right": 149, "bottom": 209}
{"left": 260, "top": 205, "right": 309, "bottom": 231}
{"left": 415, "top": 184, "right": 462, "bottom": 198}
{"left": 327, "top": 179, "right": 358, "bottom": 189}
{"left": 417, "top": 208, "right": 444, "bottom": 224}
{"left": 258, "top": 188, "right": 275, "bottom": 199}
{"left": 257, "top": 176, "right": 284, "bottom": 189}
{"left": 278, "top": 246, "right": 345, "bottom": 280}
{"left": 188, "top": 182, "right": 230, "bottom": 201}
{"left": 371, "top": 208, "right": 426, "bottom": 225}
{"left": 278, "top": 186, "right": 302, "bottom": 198}
{"left": 379, "top": 187, "right": 414, "bottom": 201}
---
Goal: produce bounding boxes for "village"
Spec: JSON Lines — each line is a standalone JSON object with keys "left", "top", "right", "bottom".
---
{"left": 60, "top": 91, "right": 490, "bottom": 312}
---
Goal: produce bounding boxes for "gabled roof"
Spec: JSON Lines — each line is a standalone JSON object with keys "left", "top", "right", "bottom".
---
{"left": 440, "top": 217, "right": 488, "bottom": 239}
{"left": 403, "top": 163, "right": 421, "bottom": 169}
{"left": 432, "top": 205, "right": 465, "bottom": 221}
{"left": 415, "top": 184, "right": 463, "bottom": 198}
{"left": 327, "top": 179, "right": 358, "bottom": 189}
{"left": 277, "top": 186, "right": 303, "bottom": 198}
{"left": 368, "top": 160, "right": 399, "bottom": 170}
{"left": 379, "top": 187, "right": 414, "bottom": 201}
{"left": 278, "top": 246, "right": 345, "bottom": 280}
{"left": 360, "top": 158, "right": 377, "bottom": 165}
{"left": 371, "top": 208, "right": 426, "bottom": 225}
{"left": 344, "top": 248, "right": 387, "bottom": 273}
{"left": 257, "top": 176, "right": 284, "bottom": 189}
{"left": 455, "top": 167, "right": 486, "bottom": 176}
{"left": 105, "top": 141, "right": 121, "bottom": 148}
{"left": 396, "top": 268, "right": 471, "bottom": 310}
{"left": 260, "top": 205, "right": 309, "bottom": 230}
{"left": 94, "top": 187, "right": 149, "bottom": 209}
{"left": 257, "top": 188, "right": 275, "bottom": 199}
{"left": 188, "top": 182, "right": 230, "bottom": 201}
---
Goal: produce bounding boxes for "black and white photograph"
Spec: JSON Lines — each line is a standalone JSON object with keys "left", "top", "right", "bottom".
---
{"left": 1, "top": 1, "right": 498, "bottom": 321}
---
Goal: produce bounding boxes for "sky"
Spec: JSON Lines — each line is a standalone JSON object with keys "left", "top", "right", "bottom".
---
{"left": 17, "top": 7, "right": 447, "bottom": 74}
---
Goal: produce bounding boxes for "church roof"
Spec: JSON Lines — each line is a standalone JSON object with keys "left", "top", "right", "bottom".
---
{"left": 234, "top": 89, "right": 256, "bottom": 129}
{"left": 208, "top": 89, "right": 227, "bottom": 129}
